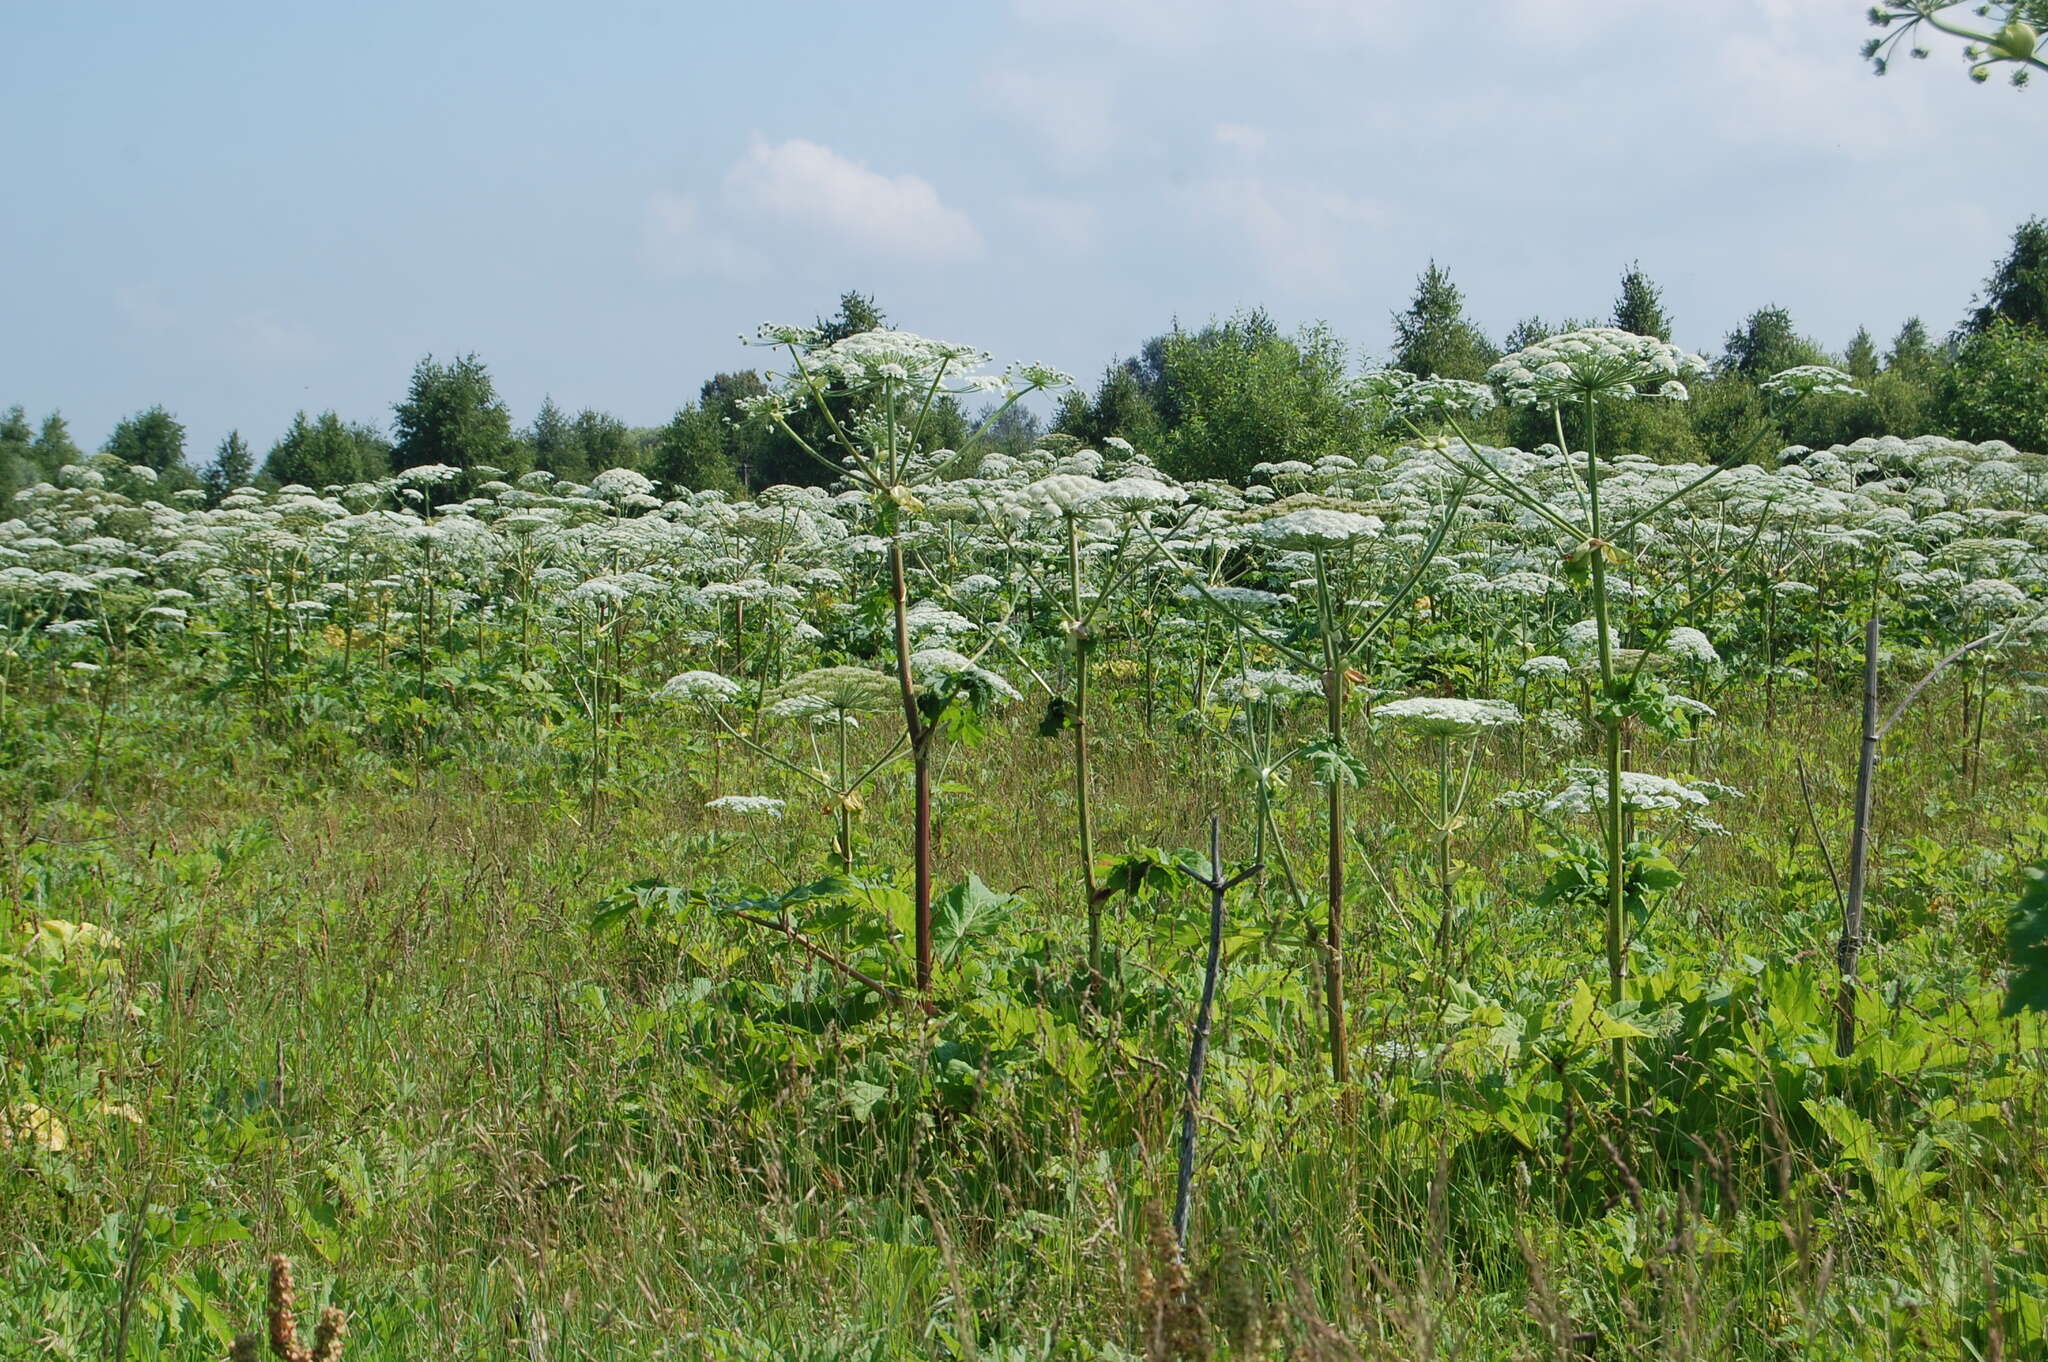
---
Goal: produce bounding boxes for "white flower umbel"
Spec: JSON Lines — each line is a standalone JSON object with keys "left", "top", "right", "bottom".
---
{"left": 1393, "top": 377, "right": 1498, "bottom": 425}
{"left": 1220, "top": 668, "right": 1322, "bottom": 705}
{"left": 705, "top": 795, "right": 785, "bottom": 818}
{"left": 1487, "top": 328, "right": 1708, "bottom": 411}
{"left": 908, "top": 647, "right": 1022, "bottom": 703}
{"left": 1374, "top": 696, "right": 1521, "bottom": 737}
{"left": 659, "top": 670, "right": 742, "bottom": 704}
{"left": 1663, "top": 626, "right": 1721, "bottom": 667}
{"left": 590, "top": 468, "right": 657, "bottom": 503}
{"left": 1004, "top": 472, "right": 1107, "bottom": 519}
{"left": 1540, "top": 769, "right": 1717, "bottom": 817}
{"left": 1758, "top": 366, "right": 1864, "bottom": 402}
{"left": 766, "top": 665, "right": 899, "bottom": 715}
{"left": 1245, "top": 507, "right": 1384, "bottom": 550}
{"left": 1376, "top": 696, "right": 1519, "bottom": 958}
{"left": 1959, "top": 577, "right": 2029, "bottom": 615}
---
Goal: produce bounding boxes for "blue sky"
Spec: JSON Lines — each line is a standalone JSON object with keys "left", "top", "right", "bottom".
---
{"left": 2, "top": 0, "right": 2037, "bottom": 462}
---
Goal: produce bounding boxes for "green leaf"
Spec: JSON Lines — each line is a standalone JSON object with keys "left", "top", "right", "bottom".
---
{"left": 2003, "top": 863, "right": 2048, "bottom": 1016}
{"left": 1560, "top": 546, "right": 1593, "bottom": 589}
{"left": 1301, "top": 738, "right": 1367, "bottom": 788}
{"left": 838, "top": 1080, "right": 889, "bottom": 1121}
{"left": 932, "top": 874, "right": 1019, "bottom": 966}
{"left": 1631, "top": 850, "right": 1684, "bottom": 894}
{"left": 590, "top": 878, "right": 686, "bottom": 934}
{"left": 168, "top": 1216, "right": 250, "bottom": 1251}
{"left": 1097, "top": 847, "right": 1188, "bottom": 901}
{"left": 1563, "top": 978, "right": 1651, "bottom": 1046}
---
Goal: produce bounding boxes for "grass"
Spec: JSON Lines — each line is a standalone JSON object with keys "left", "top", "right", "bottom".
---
{"left": 3, "top": 667, "right": 2046, "bottom": 1359}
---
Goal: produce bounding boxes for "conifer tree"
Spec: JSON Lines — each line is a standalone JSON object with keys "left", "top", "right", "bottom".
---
{"left": 1391, "top": 261, "right": 1497, "bottom": 380}
{"left": 1612, "top": 262, "right": 1673, "bottom": 341}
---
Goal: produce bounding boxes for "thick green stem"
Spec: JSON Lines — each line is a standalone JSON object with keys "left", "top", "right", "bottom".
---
{"left": 1434, "top": 735, "right": 1454, "bottom": 961}
{"left": 837, "top": 718, "right": 854, "bottom": 871}
{"left": 1070, "top": 519, "right": 1103, "bottom": 978}
{"left": 1583, "top": 392, "right": 1631, "bottom": 1107}
{"left": 887, "top": 536, "right": 933, "bottom": 993}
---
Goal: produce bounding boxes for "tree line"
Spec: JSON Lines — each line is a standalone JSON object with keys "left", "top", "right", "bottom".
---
{"left": 5, "top": 218, "right": 2045, "bottom": 504}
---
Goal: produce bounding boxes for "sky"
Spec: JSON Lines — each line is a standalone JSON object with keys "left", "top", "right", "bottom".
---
{"left": 1, "top": 0, "right": 2039, "bottom": 463}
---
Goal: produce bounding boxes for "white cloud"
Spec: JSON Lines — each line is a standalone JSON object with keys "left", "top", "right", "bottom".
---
{"left": 983, "top": 70, "right": 1120, "bottom": 174}
{"left": 1008, "top": 194, "right": 1100, "bottom": 254}
{"left": 1007, "top": 0, "right": 1208, "bottom": 47}
{"left": 113, "top": 285, "right": 177, "bottom": 335}
{"left": 639, "top": 190, "right": 768, "bottom": 281}
{"left": 1185, "top": 176, "right": 1384, "bottom": 291}
{"left": 1707, "top": 27, "right": 1924, "bottom": 158}
{"left": 1496, "top": 0, "right": 1614, "bottom": 41}
{"left": 1213, "top": 122, "right": 1267, "bottom": 154}
{"left": 724, "top": 138, "right": 982, "bottom": 260}
{"left": 1007, "top": 0, "right": 1421, "bottom": 48}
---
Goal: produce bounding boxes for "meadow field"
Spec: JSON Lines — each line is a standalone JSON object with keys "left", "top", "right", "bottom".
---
{"left": 4, "top": 328, "right": 2048, "bottom": 1360}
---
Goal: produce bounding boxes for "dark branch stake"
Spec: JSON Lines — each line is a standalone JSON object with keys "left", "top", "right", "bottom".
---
{"left": 1834, "top": 600, "right": 1883, "bottom": 1059}
{"left": 1170, "top": 815, "right": 1260, "bottom": 1265}
{"left": 1833, "top": 600, "right": 2040, "bottom": 1055}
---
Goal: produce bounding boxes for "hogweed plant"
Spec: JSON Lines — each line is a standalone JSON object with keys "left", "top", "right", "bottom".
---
{"left": 1211, "top": 661, "right": 1325, "bottom": 918}
{"left": 971, "top": 459, "right": 1189, "bottom": 979}
{"left": 1865, "top": 0, "right": 2048, "bottom": 85}
{"left": 1373, "top": 696, "right": 1521, "bottom": 963}
{"left": 1426, "top": 327, "right": 1856, "bottom": 1101}
{"left": 1159, "top": 486, "right": 1470, "bottom": 1082}
{"left": 743, "top": 325, "right": 1065, "bottom": 990}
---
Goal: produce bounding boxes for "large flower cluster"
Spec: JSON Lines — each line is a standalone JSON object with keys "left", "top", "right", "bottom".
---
{"left": 1486, "top": 328, "right": 1709, "bottom": 410}
{"left": 1375, "top": 696, "right": 1521, "bottom": 737}
{"left": 1758, "top": 365, "right": 1864, "bottom": 402}
{"left": 1393, "top": 377, "right": 1499, "bottom": 425}
{"left": 1245, "top": 506, "right": 1384, "bottom": 550}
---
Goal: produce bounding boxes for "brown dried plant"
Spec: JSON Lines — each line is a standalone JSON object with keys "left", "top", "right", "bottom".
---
{"left": 1135, "top": 1203, "right": 1209, "bottom": 1361}
{"left": 227, "top": 1255, "right": 345, "bottom": 1362}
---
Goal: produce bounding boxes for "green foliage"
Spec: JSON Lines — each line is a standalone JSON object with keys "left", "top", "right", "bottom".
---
{"left": 1507, "top": 374, "right": 1707, "bottom": 461}
{"left": 3, "top": 265, "right": 2047, "bottom": 1356}
{"left": 816, "top": 289, "right": 884, "bottom": 343}
{"left": 1940, "top": 316, "right": 2048, "bottom": 448}
{"left": 1611, "top": 261, "right": 1672, "bottom": 341}
{"left": 1887, "top": 315, "right": 1941, "bottom": 377}
{"left": 1969, "top": 215, "right": 2048, "bottom": 333}
{"left": 1722, "top": 305, "right": 1827, "bottom": 379}
{"left": 979, "top": 401, "right": 1043, "bottom": 456}
{"left": 102, "top": 404, "right": 188, "bottom": 473}
{"left": 523, "top": 395, "right": 584, "bottom": 480}
{"left": 932, "top": 874, "right": 1019, "bottom": 968}
{"left": 1138, "top": 311, "right": 1370, "bottom": 483}
{"left": 260, "top": 411, "right": 392, "bottom": 488}
{"left": 568, "top": 406, "right": 637, "bottom": 476}
{"left": 2002, "top": 863, "right": 2048, "bottom": 1015}
{"left": 390, "top": 353, "right": 516, "bottom": 480}
{"left": 1056, "top": 361, "right": 1162, "bottom": 451}
{"left": 201, "top": 431, "right": 255, "bottom": 503}
{"left": 1391, "top": 260, "right": 1498, "bottom": 380}
{"left": 646, "top": 403, "right": 731, "bottom": 493}
{"left": 0, "top": 405, "right": 36, "bottom": 501}
{"left": 31, "top": 411, "right": 80, "bottom": 471}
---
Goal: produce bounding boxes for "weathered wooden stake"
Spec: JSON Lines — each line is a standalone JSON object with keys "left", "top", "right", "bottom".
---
{"left": 1171, "top": 815, "right": 1260, "bottom": 1264}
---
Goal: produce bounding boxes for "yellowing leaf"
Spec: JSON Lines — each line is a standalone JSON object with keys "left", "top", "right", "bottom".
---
{"left": 1565, "top": 979, "right": 1651, "bottom": 1047}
